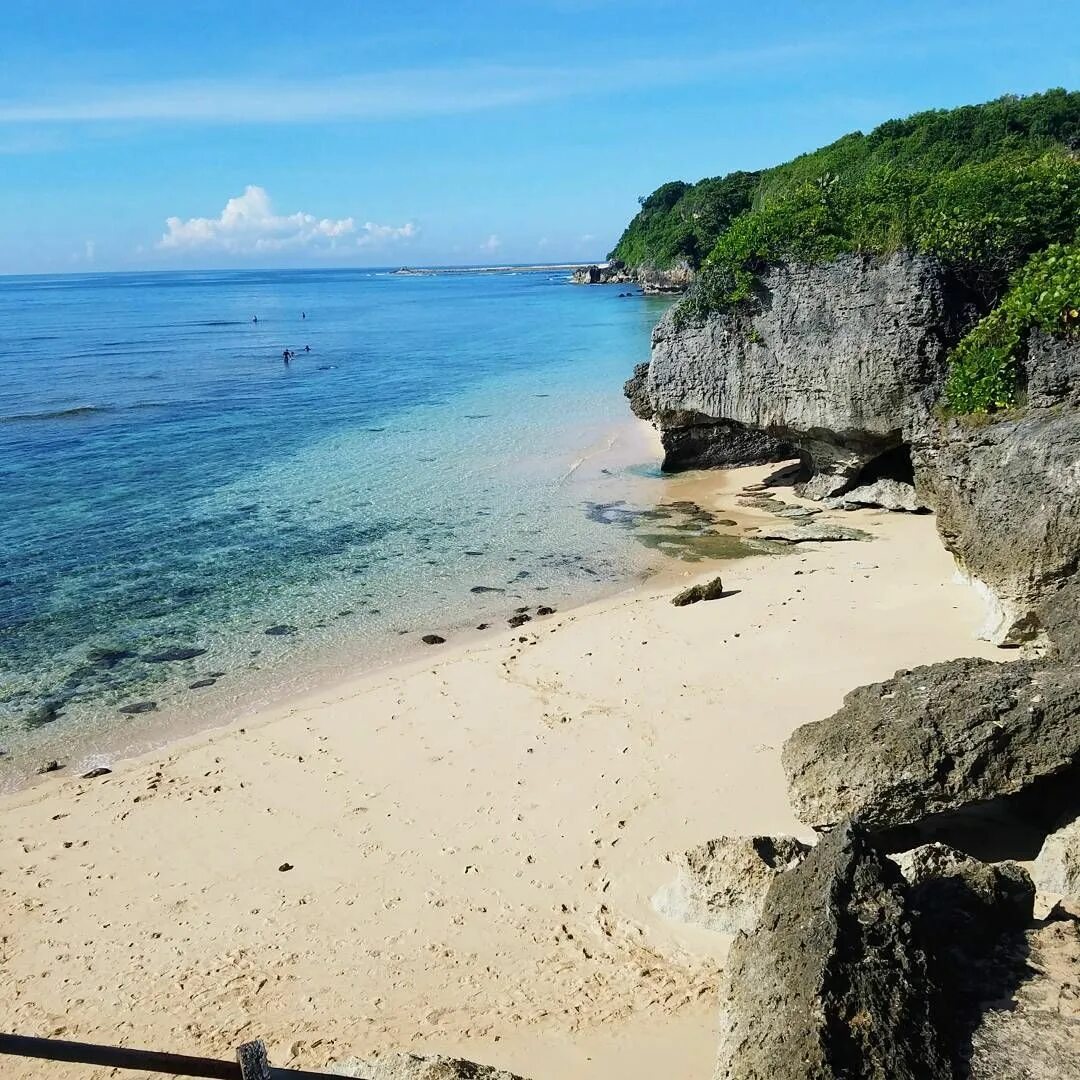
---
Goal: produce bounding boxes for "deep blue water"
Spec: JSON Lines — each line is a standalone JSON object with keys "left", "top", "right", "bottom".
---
{"left": 0, "top": 267, "right": 672, "bottom": 778}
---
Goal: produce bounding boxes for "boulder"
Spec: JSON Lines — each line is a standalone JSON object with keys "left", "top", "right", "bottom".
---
{"left": 652, "top": 834, "right": 810, "bottom": 934}
{"left": 913, "top": 407, "right": 1080, "bottom": 642}
{"left": 640, "top": 252, "right": 978, "bottom": 496}
{"left": 1032, "top": 813, "right": 1080, "bottom": 904}
{"left": 783, "top": 657, "right": 1080, "bottom": 832}
{"left": 331, "top": 1053, "right": 529, "bottom": 1080}
{"left": 823, "top": 479, "right": 928, "bottom": 513}
{"left": 672, "top": 576, "right": 726, "bottom": 606}
{"left": 658, "top": 417, "right": 795, "bottom": 472}
{"left": 714, "top": 822, "right": 950, "bottom": 1080}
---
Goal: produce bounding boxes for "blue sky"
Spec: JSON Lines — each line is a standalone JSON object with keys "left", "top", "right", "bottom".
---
{"left": 0, "top": 0, "right": 1076, "bottom": 274}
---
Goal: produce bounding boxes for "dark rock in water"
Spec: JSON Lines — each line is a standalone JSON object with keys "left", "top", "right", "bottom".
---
{"left": 421, "top": 634, "right": 446, "bottom": 645}
{"left": 119, "top": 701, "right": 158, "bottom": 715}
{"left": 536, "top": 606, "right": 556, "bottom": 616}
{"left": 24, "top": 700, "right": 64, "bottom": 728}
{"left": 264, "top": 624, "right": 299, "bottom": 637}
{"left": 783, "top": 657, "right": 1080, "bottom": 832}
{"left": 470, "top": 585, "right": 504, "bottom": 594}
{"left": 672, "top": 576, "right": 725, "bottom": 606}
{"left": 81, "top": 767, "right": 112, "bottom": 779}
{"left": 87, "top": 647, "right": 137, "bottom": 668}
{"left": 715, "top": 821, "right": 950, "bottom": 1079}
{"left": 207, "top": 671, "right": 227, "bottom": 678}
{"left": 143, "top": 646, "right": 207, "bottom": 663}
{"left": 475, "top": 623, "right": 490, "bottom": 630}
{"left": 37, "top": 760, "right": 64, "bottom": 774}
{"left": 188, "top": 678, "right": 217, "bottom": 689}
{"left": 508, "top": 613, "right": 532, "bottom": 628}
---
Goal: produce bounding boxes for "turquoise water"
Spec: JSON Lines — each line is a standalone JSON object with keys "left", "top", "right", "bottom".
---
{"left": 0, "top": 267, "right": 674, "bottom": 781}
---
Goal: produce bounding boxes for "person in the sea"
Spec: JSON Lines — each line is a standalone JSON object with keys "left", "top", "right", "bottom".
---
{"left": 252, "top": 315, "right": 258, "bottom": 323}
{"left": 301, "top": 311, "right": 306, "bottom": 319}
{"left": 282, "top": 349, "right": 291, "bottom": 365}
{"left": 304, "top": 344, "right": 310, "bottom": 352}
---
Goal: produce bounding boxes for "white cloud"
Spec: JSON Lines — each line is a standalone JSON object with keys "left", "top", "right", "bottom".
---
{"left": 158, "top": 186, "right": 416, "bottom": 255}
{"left": 0, "top": 44, "right": 849, "bottom": 126}
{"left": 480, "top": 234, "right": 501, "bottom": 254}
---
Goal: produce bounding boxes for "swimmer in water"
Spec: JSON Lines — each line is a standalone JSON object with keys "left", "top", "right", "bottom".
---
{"left": 252, "top": 315, "right": 258, "bottom": 323}
{"left": 282, "top": 349, "right": 291, "bottom": 365}
{"left": 304, "top": 344, "right": 310, "bottom": 352}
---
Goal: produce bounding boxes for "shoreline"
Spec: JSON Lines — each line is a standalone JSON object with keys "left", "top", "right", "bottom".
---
{"left": 0, "top": 468, "right": 1001, "bottom": 1080}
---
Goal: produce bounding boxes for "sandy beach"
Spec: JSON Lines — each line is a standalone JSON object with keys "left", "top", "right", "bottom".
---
{"left": 0, "top": 466, "right": 1001, "bottom": 1080}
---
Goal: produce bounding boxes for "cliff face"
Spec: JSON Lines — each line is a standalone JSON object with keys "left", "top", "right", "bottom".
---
{"left": 639, "top": 252, "right": 980, "bottom": 492}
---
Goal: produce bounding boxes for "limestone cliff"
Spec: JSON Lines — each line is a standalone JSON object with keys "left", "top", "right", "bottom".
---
{"left": 634, "top": 252, "right": 980, "bottom": 489}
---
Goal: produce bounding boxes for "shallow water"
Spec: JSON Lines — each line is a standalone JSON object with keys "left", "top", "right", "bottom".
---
{"left": 1, "top": 267, "right": 705, "bottom": 782}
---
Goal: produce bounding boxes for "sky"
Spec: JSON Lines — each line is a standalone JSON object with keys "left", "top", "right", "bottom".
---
{"left": 0, "top": 0, "right": 1077, "bottom": 274}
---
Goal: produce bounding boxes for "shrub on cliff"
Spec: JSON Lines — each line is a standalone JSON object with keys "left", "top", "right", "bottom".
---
{"left": 945, "top": 239, "right": 1080, "bottom": 412}
{"left": 619, "top": 89, "right": 1080, "bottom": 320}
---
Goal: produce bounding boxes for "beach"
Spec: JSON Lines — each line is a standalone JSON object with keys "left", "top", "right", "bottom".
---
{"left": 0, "top": 465, "right": 1000, "bottom": 1080}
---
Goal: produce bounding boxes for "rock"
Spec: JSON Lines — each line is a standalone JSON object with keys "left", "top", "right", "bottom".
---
{"left": 23, "top": 700, "right": 63, "bottom": 728}
{"left": 773, "top": 504, "right": 821, "bottom": 519}
{"left": 118, "top": 701, "right": 158, "bottom": 714}
{"left": 623, "top": 362, "right": 654, "bottom": 421}
{"left": 758, "top": 524, "right": 872, "bottom": 543}
{"left": 330, "top": 1052, "right": 530, "bottom": 1080}
{"left": 640, "top": 252, "right": 979, "bottom": 495}
{"left": 637, "top": 261, "right": 695, "bottom": 295}
{"left": 967, "top": 919, "right": 1080, "bottom": 1080}
{"left": 278, "top": 862, "right": 293, "bottom": 872}
{"left": 1032, "top": 813, "right": 1080, "bottom": 903}
{"left": 188, "top": 678, "right": 216, "bottom": 689}
{"left": 507, "top": 613, "right": 531, "bottom": 628}
{"left": 421, "top": 634, "right": 446, "bottom": 645}
{"left": 570, "top": 260, "right": 632, "bottom": 286}
{"left": 475, "top": 623, "right": 490, "bottom": 630}
{"left": 913, "top": 408, "right": 1080, "bottom": 641}
{"left": 894, "top": 843, "right": 1035, "bottom": 939}
{"left": 1031, "top": 576, "right": 1080, "bottom": 660}
{"left": 823, "top": 478, "right": 928, "bottom": 513}
{"left": 535, "top": 606, "right": 555, "bottom": 616}
{"left": 658, "top": 416, "right": 795, "bottom": 472}
{"left": 80, "top": 767, "right": 112, "bottom": 779}
{"left": 671, "top": 575, "right": 725, "bottom": 606}
{"left": 469, "top": 586, "right": 504, "bottom": 594}
{"left": 264, "top": 624, "right": 299, "bottom": 636}
{"left": 652, "top": 834, "right": 810, "bottom": 934}
{"left": 37, "top": 760, "right": 64, "bottom": 775}
{"left": 783, "top": 657, "right": 1080, "bottom": 832}
{"left": 715, "top": 821, "right": 950, "bottom": 1080}
{"left": 142, "top": 646, "right": 207, "bottom": 662}
{"left": 86, "top": 647, "right": 137, "bottom": 668}
{"left": 1020, "top": 329, "right": 1080, "bottom": 410}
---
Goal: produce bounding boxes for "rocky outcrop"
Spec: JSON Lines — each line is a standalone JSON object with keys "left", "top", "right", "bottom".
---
{"left": 913, "top": 406, "right": 1080, "bottom": 641}
{"left": 1021, "top": 328, "right": 1080, "bottom": 409}
{"left": 823, "top": 478, "right": 928, "bottom": 513}
{"left": 1032, "top": 813, "right": 1080, "bottom": 904}
{"left": 782, "top": 657, "right": 1080, "bottom": 832}
{"left": 570, "top": 260, "right": 633, "bottom": 285}
{"left": 652, "top": 834, "right": 810, "bottom": 934}
{"left": 715, "top": 822, "right": 951, "bottom": 1080}
{"left": 633, "top": 252, "right": 978, "bottom": 492}
{"left": 331, "top": 1053, "right": 529, "bottom": 1080}
{"left": 637, "top": 260, "right": 694, "bottom": 294}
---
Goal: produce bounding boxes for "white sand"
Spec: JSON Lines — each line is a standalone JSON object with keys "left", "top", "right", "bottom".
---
{"left": 0, "top": 471, "right": 999, "bottom": 1079}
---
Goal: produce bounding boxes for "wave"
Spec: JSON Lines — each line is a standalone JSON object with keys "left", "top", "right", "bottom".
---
{"left": 0, "top": 401, "right": 170, "bottom": 424}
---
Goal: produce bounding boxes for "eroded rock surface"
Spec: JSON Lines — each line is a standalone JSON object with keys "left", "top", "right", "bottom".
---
{"left": 715, "top": 822, "right": 950, "bottom": 1080}
{"left": 783, "top": 658, "right": 1080, "bottom": 832}
{"left": 652, "top": 834, "right": 810, "bottom": 934}
{"left": 913, "top": 407, "right": 1080, "bottom": 641}
{"left": 331, "top": 1053, "right": 529, "bottom": 1080}
{"left": 637, "top": 252, "right": 977, "bottom": 494}
{"left": 1033, "top": 814, "right": 1080, "bottom": 904}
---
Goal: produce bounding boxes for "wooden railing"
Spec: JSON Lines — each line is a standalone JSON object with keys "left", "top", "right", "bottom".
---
{"left": 0, "top": 1033, "right": 349, "bottom": 1079}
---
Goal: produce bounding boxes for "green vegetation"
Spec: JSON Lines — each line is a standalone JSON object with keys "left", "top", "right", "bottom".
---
{"left": 611, "top": 89, "right": 1080, "bottom": 334}
{"left": 944, "top": 239, "right": 1080, "bottom": 412}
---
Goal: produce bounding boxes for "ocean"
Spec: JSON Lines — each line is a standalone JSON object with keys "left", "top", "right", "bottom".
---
{"left": 0, "top": 266, "right": 695, "bottom": 784}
